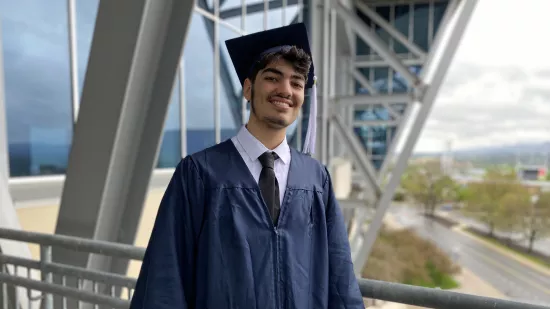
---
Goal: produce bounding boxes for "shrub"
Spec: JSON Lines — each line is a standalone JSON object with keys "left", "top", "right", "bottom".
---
{"left": 362, "top": 226, "right": 460, "bottom": 289}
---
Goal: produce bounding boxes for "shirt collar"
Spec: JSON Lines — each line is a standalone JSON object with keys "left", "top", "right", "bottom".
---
{"left": 235, "top": 125, "right": 290, "bottom": 165}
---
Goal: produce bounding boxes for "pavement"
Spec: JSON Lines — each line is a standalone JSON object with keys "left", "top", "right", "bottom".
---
{"left": 389, "top": 205, "right": 550, "bottom": 307}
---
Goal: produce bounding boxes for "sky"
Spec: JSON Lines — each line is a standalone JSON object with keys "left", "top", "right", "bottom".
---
{"left": 411, "top": 0, "right": 550, "bottom": 153}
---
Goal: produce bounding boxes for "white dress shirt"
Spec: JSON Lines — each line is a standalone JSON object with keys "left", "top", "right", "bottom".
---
{"left": 231, "top": 126, "right": 291, "bottom": 204}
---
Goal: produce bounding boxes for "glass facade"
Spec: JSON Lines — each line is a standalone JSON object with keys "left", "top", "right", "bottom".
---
{"left": 1, "top": 0, "right": 303, "bottom": 177}
{"left": 354, "top": 1, "right": 449, "bottom": 170}
{"left": 1, "top": 0, "right": 446, "bottom": 178}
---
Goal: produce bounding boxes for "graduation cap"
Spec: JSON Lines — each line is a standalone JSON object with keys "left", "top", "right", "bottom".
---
{"left": 225, "top": 23, "right": 317, "bottom": 155}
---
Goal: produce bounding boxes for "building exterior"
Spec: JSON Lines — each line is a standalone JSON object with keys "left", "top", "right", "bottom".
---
{"left": 1, "top": 0, "right": 477, "bottom": 293}
{"left": 3, "top": 0, "right": 451, "bottom": 179}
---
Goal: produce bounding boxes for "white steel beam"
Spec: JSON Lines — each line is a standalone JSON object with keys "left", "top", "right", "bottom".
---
{"left": 353, "top": 0, "right": 478, "bottom": 274}
{"left": 355, "top": 55, "right": 424, "bottom": 68}
{"left": 352, "top": 69, "right": 402, "bottom": 120}
{"left": 355, "top": 1, "right": 426, "bottom": 60}
{"left": 353, "top": 120, "right": 399, "bottom": 126}
{"left": 219, "top": 0, "right": 299, "bottom": 19}
{"left": 334, "top": 93, "right": 415, "bottom": 106}
{"left": 377, "top": 102, "right": 413, "bottom": 181}
{"left": 378, "top": 0, "right": 460, "bottom": 182}
{"left": 0, "top": 23, "right": 8, "bottom": 181}
{"left": 53, "top": 0, "right": 196, "bottom": 304}
{"left": 335, "top": 2, "right": 423, "bottom": 89}
{"left": 351, "top": 69, "right": 378, "bottom": 94}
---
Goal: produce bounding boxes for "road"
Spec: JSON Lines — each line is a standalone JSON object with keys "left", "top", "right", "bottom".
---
{"left": 389, "top": 205, "right": 550, "bottom": 307}
{"left": 448, "top": 211, "right": 550, "bottom": 256}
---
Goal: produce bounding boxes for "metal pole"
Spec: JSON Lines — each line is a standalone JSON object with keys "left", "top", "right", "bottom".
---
{"left": 263, "top": 0, "right": 268, "bottom": 30}
{"left": 67, "top": 0, "right": 80, "bottom": 122}
{"left": 327, "top": 8, "right": 336, "bottom": 162}
{"left": 320, "top": 0, "right": 330, "bottom": 165}
{"left": 179, "top": 60, "right": 187, "bottom": 157}
{"left": 0, "top": 20, "right": 9, "bottom": 180}
{"left": 40, "top": 246, "right": 54, "bottom": 309}
{"left": 214, "top": 0, "right": 221, "bottom": 144}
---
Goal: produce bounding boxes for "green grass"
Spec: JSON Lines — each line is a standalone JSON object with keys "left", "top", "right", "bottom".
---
{"left": 405, "top": 262, "right": 460, "bottom": 289}
{"left": 464, "top": 229, "right": 550, "bottom": 270}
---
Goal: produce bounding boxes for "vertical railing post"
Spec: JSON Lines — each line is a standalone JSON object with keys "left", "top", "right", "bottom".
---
{"left": 1, "top": 264, "right": 7, "bottom": 309}
{"left": 40, "top": 245, "right": 53, "bottom": 309}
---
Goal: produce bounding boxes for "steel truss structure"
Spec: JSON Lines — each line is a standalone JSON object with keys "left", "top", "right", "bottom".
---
{"left": 0, "top": 0, "right": 477, "bottom": 298}
{"left": 306, "top": 0, "right": 477, "bottom": 274}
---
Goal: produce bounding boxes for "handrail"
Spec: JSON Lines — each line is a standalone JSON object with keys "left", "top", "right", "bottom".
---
{"left": 358, "top": 278, "right": 550, "bottom": 309}
{"left": 0, "top": 227, "right": 145, "bottom": 260}
{"left": 0, "top": 253, "right": 137, "bottom": 288}
{"left": 1, "top": 227, "right": 550, "bottom": 309}
{"left": 0, "top": 273, "right": 129, "bottom": 309}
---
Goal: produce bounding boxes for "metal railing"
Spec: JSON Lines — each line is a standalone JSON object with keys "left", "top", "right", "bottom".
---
{"left": 1, "top": 227, "right": 549, "bottom": 309}
{"left": 0, "top": 227, "right": 144, "bottom": 309}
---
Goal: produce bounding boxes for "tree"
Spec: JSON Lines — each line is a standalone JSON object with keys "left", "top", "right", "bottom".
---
{"left": 401, "top": 160, "right": 455, "bottom": 216}
{"left": 495, "top": 190, "right": 531, "bottom": 245}
{"left": 462, "top": 168, "right": 524, "bottom": 236}
{"left": 523, "top": 192, "right": 550, "bottom": 252}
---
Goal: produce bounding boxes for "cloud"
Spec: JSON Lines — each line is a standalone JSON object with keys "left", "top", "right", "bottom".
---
{"left": 416, "top": 61, "right": 550, "bottom": 152}
{"left": 412, "top": 0, "right": 550, "bottom": 153}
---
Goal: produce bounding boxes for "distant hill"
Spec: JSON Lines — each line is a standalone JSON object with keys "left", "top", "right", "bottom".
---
{"left": 414, "top": 141, "right": 550, "bottom": 168}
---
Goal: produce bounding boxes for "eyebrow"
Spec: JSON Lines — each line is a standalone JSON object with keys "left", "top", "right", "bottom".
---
{"left": 262, "top": 68, "right": 305, "bottom": 81}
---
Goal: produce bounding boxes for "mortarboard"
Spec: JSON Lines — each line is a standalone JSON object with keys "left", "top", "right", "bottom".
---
{"left": 225, "top": 23, "right": 317, "bottom": 155}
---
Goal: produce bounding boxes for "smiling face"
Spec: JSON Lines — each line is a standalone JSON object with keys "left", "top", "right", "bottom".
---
{"left": 243, "top": 46, "right": 312, "bottom": 131}
{"left": 244, "top": 59, "right": 305, "bottom": 129}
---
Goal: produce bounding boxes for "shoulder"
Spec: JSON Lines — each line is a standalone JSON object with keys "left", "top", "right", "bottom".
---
{"left": 289, "top": 149, "right": 330, "bottom": 189}
{"left": 175, "top": 141, "right": 232, "bottom": 178}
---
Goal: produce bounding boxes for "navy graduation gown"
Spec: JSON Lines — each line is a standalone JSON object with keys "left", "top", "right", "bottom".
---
{"left": 130, "top": 140, "right": 364, "bottom": 309}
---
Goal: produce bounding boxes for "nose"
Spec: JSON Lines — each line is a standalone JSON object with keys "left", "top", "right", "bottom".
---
{"left": 276, "top": 79, "right": 292, "bottom": 98}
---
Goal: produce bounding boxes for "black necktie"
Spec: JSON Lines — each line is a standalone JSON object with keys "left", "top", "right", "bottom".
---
{"left": 258, "top": 152, "right": 280, "bottom": 225}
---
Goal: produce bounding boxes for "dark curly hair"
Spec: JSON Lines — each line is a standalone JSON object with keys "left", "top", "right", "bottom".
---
{"left": 247, "top": 46, "right": 312, "bottom": 85}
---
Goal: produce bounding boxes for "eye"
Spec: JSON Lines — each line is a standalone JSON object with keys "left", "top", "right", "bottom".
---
{"left": 292, "top": 82, "right": 304, "bottom": 89}
{"left": 264, "top": 76, "right": 278, "bottom": 82}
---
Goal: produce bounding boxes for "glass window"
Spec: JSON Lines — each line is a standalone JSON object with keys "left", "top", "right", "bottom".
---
{"left": 1, "top": 0, "right": 73, "bottom": 177}
{"left": 183, "top": 13, "right": 216, "bottom": 155}
{"left": 413, "top": 3, "right": 429, "bottom": 51}
{"left": 76, "top": 0, "right": 99, "bottom": 93}
{"left": 352, "top": 2, "right": 450, "bottom": 169}
{"left": 157, "top": 78, "right": 182, "bottom": 168}
{"left": 219, "top": 25, "right": 242, "bottom": 141}
{"left": 393, "top": 4, "right": 410, "bottom": 54}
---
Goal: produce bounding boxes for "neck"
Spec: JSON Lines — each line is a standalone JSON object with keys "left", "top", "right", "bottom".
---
{"left": 246, "top": 117, "right": 286, "bottom": 150}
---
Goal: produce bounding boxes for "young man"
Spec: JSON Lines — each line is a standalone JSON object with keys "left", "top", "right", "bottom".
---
{"left": 130, "top": 23, "right": 364, "bottom": 309}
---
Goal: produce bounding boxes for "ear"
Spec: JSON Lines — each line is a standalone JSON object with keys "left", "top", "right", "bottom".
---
{"left": 243, "top": 78, "right": 252, "bottom": 101}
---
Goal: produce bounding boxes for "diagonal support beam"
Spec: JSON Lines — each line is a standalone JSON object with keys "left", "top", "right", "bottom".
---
{"left": 355, "top": 1, "right": 427, "bottom": 60}
{"left": 334, "top": 2, "right": 423, "bottom": 89}
{"left": 353, "top": 0, "right": 478, "bottom": 274}
{"left": 53, "top": 0, "right": 196, "bottom": 305}
{"left": 351, "top": 69, "right": 402, "bottom": 120}
{"left": 377, "top": 102, "right": 413, "bottom": 182}
{"left": 353, "top": 120, "right": 399, "bottom": 126}
{"left": 355, "top": 56, "right": 424, "bottom": 68}
{"left": 331, "top": 114, "right": 382, "bottom": 197}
